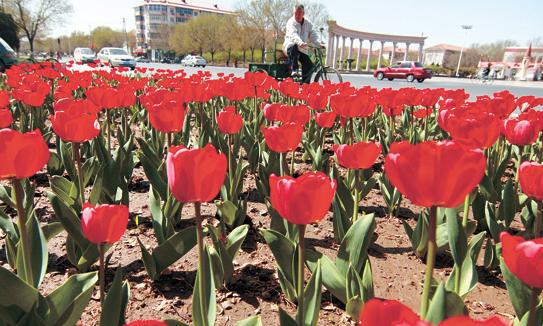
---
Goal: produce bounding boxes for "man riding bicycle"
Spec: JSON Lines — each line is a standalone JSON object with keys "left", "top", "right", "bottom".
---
{"left": 283, "top": 4, "right": 321, "bottom": 83}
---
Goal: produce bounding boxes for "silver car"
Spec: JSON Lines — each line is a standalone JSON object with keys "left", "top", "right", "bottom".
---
{"left": 97, "top": 47, "right": 136, "bottom": 69}
{"left": 181, "top": 55, "right": 206, "bottom": 67}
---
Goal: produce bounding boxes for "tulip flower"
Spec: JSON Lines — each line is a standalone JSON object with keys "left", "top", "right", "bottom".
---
{"left": 261, "top": 123, "right": 304, "bottom": 154}
{"left": 333, "top": 142, "right": 381, "bottom": 170}
{"left": 439, "top": 316, "right": 509, "bottom": 326}
{"left": 81, "top": 203, "right": 129, "bottom": 304}
{"left": 51, "top": 102, "right": 100, "bottom": 143}
{"left": 500, "top": 232, "right": 542, "bottom": 326}
{"left": 385, "top": 140, "right": 486, "bottom": 317}
{"left": 445, "top": 111, "right": 501, "bottom": 149}
{"left": 147, "top": 99, "right": 185, "bottom": 134}
{"left": 166, "top": 144, "right": 227, "bottom": 203}
{"left": 519, "top": 162, "right": 543, "bottom": 202}
{"left": 217, "top": 106, "right": 243, "bottom": 135}
{"left": 503, "top": 118, "right": 539, "bottom": 147}
{"left": 384, "top": 141, "right": 486, "bottom": 208}
{"left": 166, "top": 144, "right": 227, "bottom": 324}
{"left": 270, "top": 171, "right": 336, "bottom": 324}
{"left": 0, "top": 109, "right": 13, "bottom": 128}
{"left": 315, "top": 111, "right": 337, "bottom": 129}
{"left": 0, "top": 90, "right": 9, "bottom": 108}
{"left": 357, "top": 299, "right": 429, "bottom": 326}
{"left": 0, "top": 128, "right": 50, "bottom": 286}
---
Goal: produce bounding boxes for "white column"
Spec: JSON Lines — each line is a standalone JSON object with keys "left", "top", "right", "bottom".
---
{"left": 417, "top": 43, "right": 423, "bottom": 62}
{"left": 332, "top": 35, "right": 338, "bottom": 69}
{"left": 338, "top": 36, "right": 345, "bottom": 70}
{"left": 356, "top": 39, "right": 363, "bottom": 71}
{"left": 365, "top": 40, "right": 373, "bottom": 71}
{"left": 404, "top": 42, "right": 410, "bottom": 61}
{"left": 377, "top": 41, "right": 383, "bottom": 69}
{"left": 326, "top": 33, "right": 334, "bottom": 66}
{"left": 391, "top": 42, "right": 396, "bottom": 65}
{"left": 347, "top": 37, "right": 353, "bottom": 71}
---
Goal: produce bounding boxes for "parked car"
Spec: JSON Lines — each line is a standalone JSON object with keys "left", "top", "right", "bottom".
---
{"left": 73, "top": 47, "right": 96, "bottom": 64}
{"left": 97, "top": 47, "right": 136, "bottom": 69}
{"left": 0, "top": 37, "right": 17, "bottom": 72}
{"left": 135, "top": 56, "right": 150, "bottom": 63}
{"left": 181, "top": 55, "right": 206, "bottom": 67}
{"left": 373, "top": 61, "right": 432, "bottom": 82}
{"left": 160, "top": 58, "right": 171, "bottom": 64}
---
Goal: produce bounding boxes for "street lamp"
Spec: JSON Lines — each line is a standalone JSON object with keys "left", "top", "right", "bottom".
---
{"left": 455, "top": 25, "right": 472, "bottom": 77}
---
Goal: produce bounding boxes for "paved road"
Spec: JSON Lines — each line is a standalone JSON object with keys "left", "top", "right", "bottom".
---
{"left": 120, "top": 63, "right": 543, "bottom": 98}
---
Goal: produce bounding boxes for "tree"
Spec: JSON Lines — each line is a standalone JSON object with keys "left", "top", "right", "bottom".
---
{"left": 91, "top": 26, "right": 124, "bottom": 50}
{"left": 0, "top": 12, "right": 19, "bottom": 51}
{"left": 218, "top": 15, "right": 241, "bottom": 66}
{"left": 470, "top": 39, "right": 518, "bottom": 62}
{"left": 5, "top": 0, "right": 73, "bottom": 55}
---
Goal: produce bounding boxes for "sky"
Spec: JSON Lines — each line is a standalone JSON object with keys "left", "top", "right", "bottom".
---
{"left": 52, "top": 0, "right": 543, "bottom": 48}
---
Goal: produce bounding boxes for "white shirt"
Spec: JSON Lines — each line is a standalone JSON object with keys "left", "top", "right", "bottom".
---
{"left": 283, "top": 16, "right": 320, "bottom": 55}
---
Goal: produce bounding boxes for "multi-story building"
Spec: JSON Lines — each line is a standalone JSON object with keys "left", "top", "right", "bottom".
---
{"left": 134, "top": 0, "right": 233, "bottom": 58}
{"left": 423, "top": 44, "right": 463, "bottom": 68}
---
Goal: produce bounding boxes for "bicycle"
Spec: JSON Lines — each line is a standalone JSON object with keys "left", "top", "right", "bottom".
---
{"left": 248, "top": 44, "right": 343, "bottom": 85}
{"left": 471, "top": 69, "right": 495, "bottom": 85}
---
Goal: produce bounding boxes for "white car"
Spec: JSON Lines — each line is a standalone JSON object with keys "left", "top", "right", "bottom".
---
{"left": 73, "top": 47, "right": 96, "bottom": 64}
{"left": 97, "top": 47, "right": 136, "bottom": 69}
{"left": 181, "top": 55, "right": 206, "bottom": 67}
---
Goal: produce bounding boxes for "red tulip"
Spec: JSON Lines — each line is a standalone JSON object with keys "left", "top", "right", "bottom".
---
{"left": 384, "top": 141, "right": 486, "bottom": 208}
{"left": 81, "top": 203, "right": 129, "bottom": 245}
{"left": 502, "top": 119, "right": 539, "bottom": 146}
{"left": 51, "top": 100, "right": 100, "bottom": 143}
{"left": 124, "top": 320, "right": 167, "bottom": 326}
{"left": 261, "top": 123, "right": 304, "bottom": 153}
{"left": 445, "top": 110, "right": 501, "bottom": 149}
{"left": 269, "top": 172, "right": 336, "bottom": 225}
{"left": 0, "top": 129, "right": 50, "bottom": 180}
{"left": 500, "top": 232, "right": 543, "bottom": 289}
{"left": 333, "top": 141, "right": 381, "bottom": 170}
{"left": 315, "top": 111, "right": 336, "bottom": 128}
{"left": 0, "top": 90, "right": 9, "bottom": 108}
{"left": 166, "top": 144, "right": 227, "bottom": 203}
{"left": 358, "top": 299, "right": 429, "bottom": 326}
{"left": 217, "top": 106, "right": 243, "bottom": 134}
{"left": 147, "top": 100, "right": 186, "bottom": 133}
{"left": 439, "top": 316, "right": 509, "bottom": 326}
{"left": 0, "top": 109, "right": 13, "bottom": 128}
{"left": 519, "top": 162, "right": 543, "bottom": 201}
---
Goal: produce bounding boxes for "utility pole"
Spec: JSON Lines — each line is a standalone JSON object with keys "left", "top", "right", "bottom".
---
{"left": 123, "top": 18, "right": 129, "bottom": 54}
{"left": 455, "top": 25, "right": 472, "bottom": 77}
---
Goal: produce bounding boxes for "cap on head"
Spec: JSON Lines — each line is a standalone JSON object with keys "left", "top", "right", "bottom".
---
{"left": 294, "top": 4, "right": 304, "bottom": 11}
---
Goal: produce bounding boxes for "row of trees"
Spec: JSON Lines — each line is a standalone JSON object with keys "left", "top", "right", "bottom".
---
{"left": 169, "top": 0, "right": 330, "bottom": 65}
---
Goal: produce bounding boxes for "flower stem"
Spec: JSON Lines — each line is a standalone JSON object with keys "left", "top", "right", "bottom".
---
{"left": 352, "top": 170, "right": 360, "bottom": 223}
{"left": 98, "top": 243, "right": 106, "bottom": 306}
{"left": 535, "top": 201, "right": 542, "bottom": 239}
{"left": 72, "top": 142, "right": 85, "bottom": 206}
{"left": 528, "top": 288, "right": 542, "bottom": 326}
{"left": 462, "top": 194, "right": 470, "bottom": 230}
{"left": 290, "top": 151, "right": 295, "bottom": 175}
{"left": 106, "top": 110, "right": 112, "bottom": 154}
{"left": 515, "top": 145, "right": 524, "bottom": 184}
{"left": 297, "top": 224, "right": 306, "bottom": 326}
{"left": 194, "top": 202, "right": 209, "bottom": 326}
{"left": 280, "top": 152, "right": 286, "bottom": 176}
{"left": 421, "top": 206, "right": 437, "bottom": 319}
{"left": 13, "top": 178, "right": 33, "bottom": 286}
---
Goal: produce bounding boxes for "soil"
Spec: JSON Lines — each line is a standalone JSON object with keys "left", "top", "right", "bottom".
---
{"left": 0, "top": 159, "right": 515, "bottom": 326}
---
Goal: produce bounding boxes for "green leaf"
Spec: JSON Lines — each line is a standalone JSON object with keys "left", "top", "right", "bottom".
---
{"left": 100, "top": 268, "right": 130, "bottom": 326}
{"left": 45, "top": 272, "right": 98, "bottom": 326}
{"left": 446, "top": 208, "right": 467, "bottom": 265}
{"left": 48, "top": 194, "right": 87, "bottom": 247}
{"left": 345, "top": 296, "right": 364, "bottom": 323}
{"left": 426, "top": 283, "right": 467, "bottom": 324}
{"left": 279, "top": 308, "right": 297, "bottom": 326}
{"left": 361, "top": 260, "right": 374, "bottom": 302}
{"left": 485, "top": 203, "right": 503, "bottom": 242}
{"left": 152, "top": 226, "right": 197, "bottom": 274}
{"left": 262, "top": 229, "right": 297, "bottom": 284}
{"left": 215, "top": 200, "right": 238, "bottom": 226}
{"left": 137, "top": 237, "right": 157, "bottom": 280}
{"left": 0, "top": 265, "right": 40, "bottom": 313}
{"left": 149, "top": 187, "right": 165, "bottom": 244}
{"left": 42, "top": 222, "right": 64, "bottom": 241}
{"left": 300, "top": 260, "right": 322, "bottom": 326}
{"left": 336, "top": 214, "right": 376, "bottom": 275}
{"left": 192, "top": 245, "right": 216, "bottom": 326}
{"left": 0, "top": 209, "right": 18, "bottom": 242}
{"left": 306, "top": 249, "right": 346, "bottom": 303}
{"left": 235, "top": 315, "right": 262, "bottom": 326}
{"left": 225, "top": 224, "right": 249, "bottom": 260}
{"left": 49, "top": 176, "right": 77, "bottom": 207}
{"left": 15, "top": 213, "right": 48, "bottom": 287}
{"left": 501, "top": 179, "right": 517, "bottom": 227}
{"left": 500, "top": 257, "right": 532, "bottom": 318}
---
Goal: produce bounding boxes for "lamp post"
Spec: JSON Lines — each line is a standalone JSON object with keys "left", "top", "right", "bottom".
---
{"left": 455, "top": 25, "right": 472, "bottom": 77}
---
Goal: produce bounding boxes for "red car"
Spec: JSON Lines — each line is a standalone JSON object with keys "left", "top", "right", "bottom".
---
{"left": 374, "top": 61, "right": 432, "bottom": 82}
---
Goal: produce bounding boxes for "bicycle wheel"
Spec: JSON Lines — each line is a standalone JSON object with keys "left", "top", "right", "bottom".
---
{"left": 314, "top": 67, "right": 343, "bottom": 84}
